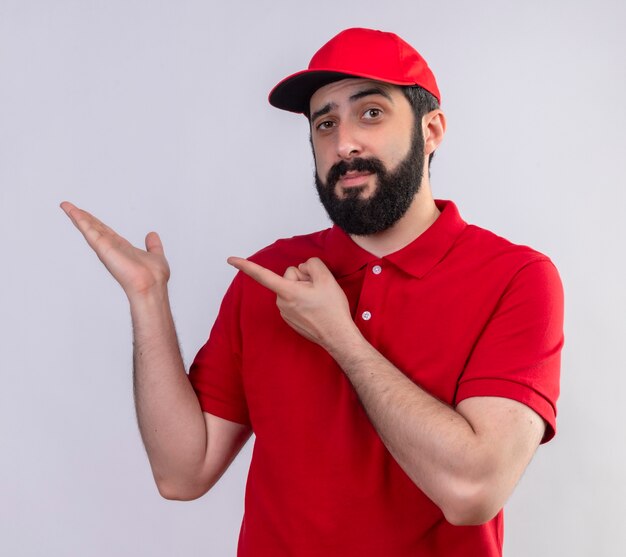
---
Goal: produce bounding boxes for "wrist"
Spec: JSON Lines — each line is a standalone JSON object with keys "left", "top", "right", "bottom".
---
{"left": 324, "top": 323, "right": 370, "bottom": 363}
{"left": 128, "top": 285, "right": 172, "bottom": 322}
{"left": 128, "top": 282, "right": 169, "bottom": 305}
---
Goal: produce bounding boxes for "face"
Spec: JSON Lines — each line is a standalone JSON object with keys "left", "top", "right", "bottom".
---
{"left": 309, "top": 79, "right": 425, "bottom": 235}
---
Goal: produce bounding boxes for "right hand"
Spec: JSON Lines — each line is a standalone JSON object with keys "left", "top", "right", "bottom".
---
{"left": 60, "top": 201, "right": 170, "bottom": 300}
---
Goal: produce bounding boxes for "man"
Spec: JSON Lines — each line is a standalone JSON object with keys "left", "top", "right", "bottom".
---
{"left": 62, "top": 28, "right": 563, "bottom": 556}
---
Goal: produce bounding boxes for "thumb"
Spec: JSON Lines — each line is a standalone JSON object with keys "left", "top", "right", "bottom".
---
{"left": 145, "top": 231, "right": 164, "bottom": 255}
{"left": 284, "top": 265, "right": 309, "bottom": 282}
{"left": 299, "top": 257, "right": 332, "bottom": 282}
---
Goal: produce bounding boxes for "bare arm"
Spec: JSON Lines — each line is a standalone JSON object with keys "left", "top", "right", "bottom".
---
{"left": 130, "top": 287, "right": 251, "bottom": 499}
{"left": 228, "top": 255, "right": 544, "bottom": 524}
{"left": 327, "top": 334, "right": 544, "bottom": 525}
{"left": 62, "top": 202, "right": 250, "bottom": 499}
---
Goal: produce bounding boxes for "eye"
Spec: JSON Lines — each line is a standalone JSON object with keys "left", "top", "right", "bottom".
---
{"left": 363, "top": 108, "right": 382, "bottom": 120}
{"left": 316, "top": 120, "right": 335, "bottom": 131}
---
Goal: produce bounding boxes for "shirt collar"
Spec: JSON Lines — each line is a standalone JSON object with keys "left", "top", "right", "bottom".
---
{"left": 324, "top": 200, "right": 467, "bottom": 279}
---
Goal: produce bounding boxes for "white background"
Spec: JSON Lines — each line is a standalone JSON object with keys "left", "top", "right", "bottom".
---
{"left": 1, "top": 1, "right": 625, "bottom": 555}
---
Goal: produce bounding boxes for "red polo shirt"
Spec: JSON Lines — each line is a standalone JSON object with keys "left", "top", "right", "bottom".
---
{"left": 189, "top": 200, "right": 563, "bottom": 557}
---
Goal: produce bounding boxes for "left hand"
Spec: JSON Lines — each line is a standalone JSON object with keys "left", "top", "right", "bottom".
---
{"left": 227, "top": 256, "right": 358, "bottom": 349}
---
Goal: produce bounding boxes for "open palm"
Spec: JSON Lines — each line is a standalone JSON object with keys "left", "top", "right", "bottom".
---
{"left": 61, "top": 202, "right": 170, "bottom": 300}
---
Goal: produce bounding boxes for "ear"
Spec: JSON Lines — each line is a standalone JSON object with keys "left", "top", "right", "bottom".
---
{"left": 422, "top": 109, "right": 446, "bottom": 156}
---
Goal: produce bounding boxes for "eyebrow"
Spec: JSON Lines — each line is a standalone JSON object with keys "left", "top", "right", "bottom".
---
{"left": 349, "top": 87, "right": 393, "bottom": 103}
{"left": 310, "top": 102, "right": 337, "bottom": 123}
{"left": 310, "top": 86, "right": 393, "bottom": 123}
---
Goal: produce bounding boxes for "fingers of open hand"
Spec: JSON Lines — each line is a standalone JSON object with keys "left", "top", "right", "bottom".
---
{"left": 61, "top": 202, "right": 140, "bottom": 272}
{"left": 62, "top": 203, "right": 115, "bottom": 248}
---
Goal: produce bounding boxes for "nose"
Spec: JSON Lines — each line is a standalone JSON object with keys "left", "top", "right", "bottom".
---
{"left": 336, "top": 123, "right": 362, "bottom": 160}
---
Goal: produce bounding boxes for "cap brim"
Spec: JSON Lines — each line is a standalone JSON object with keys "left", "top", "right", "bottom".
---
{"left": 268, "top": 69, "right": 416, "bottom": 114}
{"left": 269, "top": 71, "right": 353, "bottom": 114}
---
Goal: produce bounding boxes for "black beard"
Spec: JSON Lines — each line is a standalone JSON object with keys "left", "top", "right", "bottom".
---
{"left": 315, "top": 126, "right": 425, "bottom": 236}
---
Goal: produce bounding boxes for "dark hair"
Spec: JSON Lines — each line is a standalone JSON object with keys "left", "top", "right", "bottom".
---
{"left": 401, "top": 86, "right": 440, "bottom": 168}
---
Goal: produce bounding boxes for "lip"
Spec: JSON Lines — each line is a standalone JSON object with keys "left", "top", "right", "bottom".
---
{"left": 338, "top": 171, "right": 372, "bottom": 187}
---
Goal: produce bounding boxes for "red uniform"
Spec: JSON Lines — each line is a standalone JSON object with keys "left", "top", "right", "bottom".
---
{"left": 189, "top": 200, "right": 564, "bottom": 556}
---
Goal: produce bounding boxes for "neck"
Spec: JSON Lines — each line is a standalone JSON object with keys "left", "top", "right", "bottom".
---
{"left": 349, "top": 187, "right": 440, "bottom": 258}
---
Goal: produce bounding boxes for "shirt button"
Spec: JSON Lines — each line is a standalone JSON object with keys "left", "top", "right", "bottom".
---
{"left": 372, "top": 265, "right": 382, "bottom": 275}
{"left": 361, "top": 311, "right": 372, "bottom": 321}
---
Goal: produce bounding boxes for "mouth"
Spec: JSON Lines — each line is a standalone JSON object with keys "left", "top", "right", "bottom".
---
{"left": 337, "top": 171, "right": 373, "bottom": 188}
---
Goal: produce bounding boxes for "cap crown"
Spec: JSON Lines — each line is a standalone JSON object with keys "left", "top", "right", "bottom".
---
{"left": 269, "top": 28, "right": 440, "bottom": 113}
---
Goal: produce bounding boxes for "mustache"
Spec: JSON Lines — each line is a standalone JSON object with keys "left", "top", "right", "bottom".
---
{"left": 325, "top": 157, "right": 387, "bottom": 187}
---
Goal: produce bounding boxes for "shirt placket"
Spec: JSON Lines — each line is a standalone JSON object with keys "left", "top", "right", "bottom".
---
{"left": 354, "top": 261, "right": 386, "bottom": 344}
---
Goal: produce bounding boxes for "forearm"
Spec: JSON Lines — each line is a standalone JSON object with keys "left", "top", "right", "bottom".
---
{"left": 60, "top": 203, "right": 232, "bottom": 497}
{"left": 129, "top": 288, "right": 208, "bottom": 494}
{"left": 326, "top": 331, "right": 497, "bottom": 523}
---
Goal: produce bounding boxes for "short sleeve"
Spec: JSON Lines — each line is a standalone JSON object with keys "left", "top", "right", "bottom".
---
{"left": 188, "top": 274, "right": 250, "bottom": 426}
{"left": 455, "top": 259, "right": 564, "bottom": 442}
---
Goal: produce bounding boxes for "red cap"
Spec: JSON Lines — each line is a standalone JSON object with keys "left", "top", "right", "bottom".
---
{"left": 269, "top": 28, "right": 440, "bottom": 114}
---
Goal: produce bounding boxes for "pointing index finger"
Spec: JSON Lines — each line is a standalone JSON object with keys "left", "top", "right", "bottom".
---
{"left": 227, "top": 256, "right": 286, "bottom": 295}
